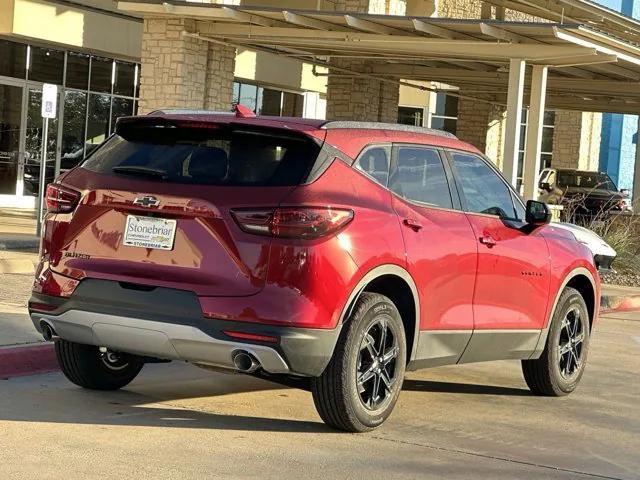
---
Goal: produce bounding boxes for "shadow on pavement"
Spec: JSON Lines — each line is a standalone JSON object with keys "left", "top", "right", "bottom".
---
{"left": 0, "top": 366, "right": 332, "bottom": 433}
{"left": 402, "top": 379, "right": 532, "bottom": 396}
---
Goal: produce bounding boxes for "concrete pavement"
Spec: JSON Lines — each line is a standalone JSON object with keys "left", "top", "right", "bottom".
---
{"left": 0, "top": 312, "right": 638, "bottom": 479}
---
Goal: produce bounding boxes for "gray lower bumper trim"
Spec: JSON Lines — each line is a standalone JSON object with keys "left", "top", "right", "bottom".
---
{"left": 31, "top": 310, "right": 290, "bottom": 374}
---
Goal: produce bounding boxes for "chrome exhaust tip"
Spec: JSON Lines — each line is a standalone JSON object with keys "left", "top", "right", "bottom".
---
{"left": 232, "top": 351, "right": 260, "bottom": 373}
{"left": 40, "top": 320, "right": 57, "bottom": 342}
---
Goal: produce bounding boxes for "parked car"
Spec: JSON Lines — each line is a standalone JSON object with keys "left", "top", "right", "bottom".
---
{"left": 538, "top": 167, "right": 632, "bottom": 217}
{"left": 551, "top": 222, "right": 617, "bottom": 271}
{"left": 29, "top": 111, "right": 600, "bottom": 432}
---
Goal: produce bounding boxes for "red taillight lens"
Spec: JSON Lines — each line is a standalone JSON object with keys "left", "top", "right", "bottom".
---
{"left": 45, "top": 183, "right": 80, "bottom": 213}
{"left": 231, "top": 207, "right": 353, "bottom": 239}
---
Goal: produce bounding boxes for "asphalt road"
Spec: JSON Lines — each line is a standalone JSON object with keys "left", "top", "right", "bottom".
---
{"left": 1, "top": 313, "right": 638, "bottom": 480}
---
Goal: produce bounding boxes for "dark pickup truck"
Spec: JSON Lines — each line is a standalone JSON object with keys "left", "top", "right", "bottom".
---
{"left": 538, "top": 168, "right": 632, "bottom": 217}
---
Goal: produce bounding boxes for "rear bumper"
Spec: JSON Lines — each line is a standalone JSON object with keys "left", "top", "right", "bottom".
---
{"left": 29, "top": 282, "right": 342, "bottom": 377}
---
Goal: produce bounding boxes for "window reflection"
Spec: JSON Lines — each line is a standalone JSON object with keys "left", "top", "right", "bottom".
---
{"left": 90, "top": 57, "right": 113, "bottom": 94}
{"left": 87, "top": 93, "right": 111, "bottom": 148}
{"left": 28, "top": 46, "right": 64, "bottom": 84}
{"left": 61, "top": 91, "right": 87, "bottom": 171}
{"left": 110, "top": 97, "right": 134, "bottom": 133}
{"left": 66, "top": 52, "right": 90, "bottom": 90}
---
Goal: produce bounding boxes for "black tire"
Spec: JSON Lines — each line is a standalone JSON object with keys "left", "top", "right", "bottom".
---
{"left": 311, "top": 292, "right": 407, "bottom": 432}
{"left": 522, "top": 287, "right": 590, "bottom": 396}
{"left": 55, "top": 339, "right": 144, "bottom": 391}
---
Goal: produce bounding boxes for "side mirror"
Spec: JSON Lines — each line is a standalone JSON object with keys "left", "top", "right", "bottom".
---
{"left": 525, "top": 200, "right": 551, "bottom": 225}
{"left": 620, "top": 188, "right": 630, "bottom": 196}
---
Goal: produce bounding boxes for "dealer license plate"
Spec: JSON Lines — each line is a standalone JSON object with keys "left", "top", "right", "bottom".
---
{"left": 123, "top": 215, "right": 177, "bottom": 250}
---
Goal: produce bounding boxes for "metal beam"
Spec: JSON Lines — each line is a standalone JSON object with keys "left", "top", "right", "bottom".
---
{"left": 221, "top": 7, "right": 290, "bottom": 27}
{"left": 522, "top": 65, "right": 548, "bottom": 200}
{"left": 282, "top": 11, "right": 345, "bottom": 31}
{"left": 412, "top": 19, "right": 473, "bottom": 40}
{"left": 344, "top": 15, "right": 408, "bottom": 35}
{"left": 503, "top": 58, "right": 526, "bottom": 188}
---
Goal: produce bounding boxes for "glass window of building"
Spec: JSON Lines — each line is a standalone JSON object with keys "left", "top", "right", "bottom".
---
{"left": 233, "top": 80, "right": 305, "bottom": 117}
{"left": 260, "top": 88, "right": 282, "bottom": 115}
{"left": 114, "top": 61, "right": 136, "bottom": 97}
{"left": 517, "top": 110, "right": 555, "bottom": 187}
{"left": 0, "top": 84, "right": 23, "bottom": 195}
{"left": 61, "top": 91, "right": 87, "bottom": 168}
{"left": 398, "top": 106, "right": 424, "bottom": 126}
{"left": 431, "top": 93, "right": 458, "bottom": 134}
{"left": 28, "top": 46, "right": 64, "bottom": 85}
{"left": 282, "top": 91, "right": 303, "bottom": 117}
{"left": 110, "top": 97, "right": 135, "bottom": 132}
{"left": 0, "top": 39, "right": 27, "bottom": 79}
{"left": 87, "top": 93, "right": 111, "bottom": 147}
{"left": 0, "top": 38, "right": 140, "bottom": 200}
{"left": 90, "top": 56, "right": 113, "bottom": 94}
{"left": 66, "top": 52, "right": 90, "bottom": 90}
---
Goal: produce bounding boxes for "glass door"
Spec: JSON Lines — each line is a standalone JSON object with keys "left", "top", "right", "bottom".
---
{"left": 23, "top": 86, "right": 59, "bottom": 196}
{"left": 0, "top": 83, "right": 24, "bottom": 195}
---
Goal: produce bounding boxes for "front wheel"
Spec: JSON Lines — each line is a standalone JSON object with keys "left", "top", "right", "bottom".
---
{"left": 522, "top": 287, "right": 590, "bottom": 396}
{"left": 311, "top": 292, "right": 407, "bottom": 432}
{"left": 55, "top": 339, "right": 144, "bottom": 391}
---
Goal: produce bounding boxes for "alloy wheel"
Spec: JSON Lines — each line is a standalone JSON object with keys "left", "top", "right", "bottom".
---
{"left": 357, "top": 317, "right": 400, "bottom": 410}
{"left": 558, "top": 307, "right": 585, "bottom": 379}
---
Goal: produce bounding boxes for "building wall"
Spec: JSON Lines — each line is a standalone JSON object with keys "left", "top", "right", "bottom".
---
{"left": 0, "top": 0, "right": 142, "bottom": 59}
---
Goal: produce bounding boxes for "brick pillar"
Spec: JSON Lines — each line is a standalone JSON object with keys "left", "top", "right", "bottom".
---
{"left": 326, "top": 1, "right": 400, "bottom": 122}
{"left": 139, "top": 18, "right": 236, "bottom": 114}
{"left": 551, "top": 110, "right": 601, "bottom": 171}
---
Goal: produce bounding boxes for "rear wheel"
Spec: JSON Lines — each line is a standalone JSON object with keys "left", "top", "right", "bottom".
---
{"left": 311, "top": 292, "right": 406, "bottom": 432}
{"left": 522, "top": 287, "right": 590, "bottom": 396}
{"left": 55, "top": 339, "right": 144, "bottom": 391}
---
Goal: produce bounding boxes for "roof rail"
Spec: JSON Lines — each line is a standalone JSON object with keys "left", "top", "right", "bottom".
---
{"left": 321, "top": 121, "right": 458, "bottom": 139}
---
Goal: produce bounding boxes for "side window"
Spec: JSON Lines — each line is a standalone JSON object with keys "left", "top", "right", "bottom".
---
{"left": 354, "top": 146, "right": 389, "bottom": 186}
{"left": 389, "top": 146, "right": 453, "bottom": 209}
{"left": 450, "top": 152, "right": 517, "bottom": 219}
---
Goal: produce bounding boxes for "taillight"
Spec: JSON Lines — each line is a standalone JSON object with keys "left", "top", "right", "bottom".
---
{"left": 46, "top": 183, "right": 80, "bottom": 213}
{"left": 231, "top": 207, "right": 353, "bottom": 239}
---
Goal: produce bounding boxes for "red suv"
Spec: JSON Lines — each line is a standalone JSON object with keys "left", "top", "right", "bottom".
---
{"left": 29, "top": 111, "right": 599, "bottom": 432}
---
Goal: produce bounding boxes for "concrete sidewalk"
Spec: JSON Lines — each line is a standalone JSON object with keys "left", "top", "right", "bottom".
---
{"left": 0, "top": 209, "right": 39, "bottom": 274}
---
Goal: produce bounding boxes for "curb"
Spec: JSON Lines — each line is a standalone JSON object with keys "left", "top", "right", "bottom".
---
{"left": 600, "top": 294, "right": 640, "bottom": 314}
{"left": 0, "top": 343, "right": 58, "bottom": 379}
{"left": 0, "top": 239, "right": 39, "bottom": 251}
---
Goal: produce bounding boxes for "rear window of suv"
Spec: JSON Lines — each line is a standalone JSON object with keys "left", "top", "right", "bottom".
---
{"left": 82, "top": 121, "right": 321, "bottom": 186}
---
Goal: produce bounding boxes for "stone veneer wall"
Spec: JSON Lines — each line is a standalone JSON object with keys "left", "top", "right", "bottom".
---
{"left": 325, "top": 0, "right": 403, "bottom": 121}
{"left": 552, "top": 110, "right": 601, "bottom": 171}
{"left": 138, "top": 18, "right": 235, "bottom": 114}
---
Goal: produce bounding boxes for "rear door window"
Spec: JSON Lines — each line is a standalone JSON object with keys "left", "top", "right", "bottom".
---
{"left": 83, "top": 122, "right": 320, "bottom": 186}
{"left": 389, "top": 146, "right": 453, "bottom": 209}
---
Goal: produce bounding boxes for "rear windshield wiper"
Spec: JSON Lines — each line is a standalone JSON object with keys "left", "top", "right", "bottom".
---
{"left": 112, "top": 166, "right": 169, "bottom": 180}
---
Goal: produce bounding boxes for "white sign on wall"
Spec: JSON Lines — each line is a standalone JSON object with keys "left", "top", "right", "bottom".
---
{"left": 41, "top": 83, "right": 58, "bottom": 119}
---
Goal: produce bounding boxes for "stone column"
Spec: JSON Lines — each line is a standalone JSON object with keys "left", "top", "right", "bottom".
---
{"left": 138, "top": 18, "right": 236, "bottom": 114}
{"left": 204, "top": 43, "right": 237, "bottom": 111}
{"left": 326, "top": 60, "right": 399, "bottom": 122}
{"left": 325, "top": 0, "right": 400, "bottom": 122}
{"left": 551, "top": 110, "right": 601, "bottom": 171}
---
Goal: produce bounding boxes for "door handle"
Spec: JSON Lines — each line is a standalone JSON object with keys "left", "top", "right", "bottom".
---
{"left": 479, "top": 235, "right": 497, "bottom": 247}
{"left": 403, "top": 218, "right": 423, "bottom": 231}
